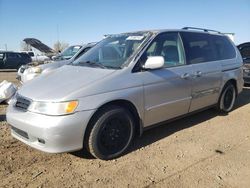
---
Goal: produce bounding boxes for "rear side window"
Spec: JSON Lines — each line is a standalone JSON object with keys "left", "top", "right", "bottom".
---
{"left": 213, "top": 35, "right": 236, "bottom": 60}
{"left": 180, "top": 32, "right": 217, "bottom": 64}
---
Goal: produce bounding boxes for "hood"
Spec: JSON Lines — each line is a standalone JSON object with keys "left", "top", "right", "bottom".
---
{"left": 40, "top": 60, "right": 70, "bottom": 72}
{"left": 18, "top": 65, "right": 116, "bottom": 101}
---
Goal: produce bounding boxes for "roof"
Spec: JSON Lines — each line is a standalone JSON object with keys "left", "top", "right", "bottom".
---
{"left": 108, "top": 27, "right": 226, "bottom": 37}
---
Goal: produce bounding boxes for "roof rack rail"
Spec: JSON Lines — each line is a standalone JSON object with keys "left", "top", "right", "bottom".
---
{"left": 182, "top": 27, "right": 221, "bottom": 34}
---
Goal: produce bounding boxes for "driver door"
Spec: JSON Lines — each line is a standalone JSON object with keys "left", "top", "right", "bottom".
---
{"left": 139, "top": 32, "right": 193, "bottom": 127}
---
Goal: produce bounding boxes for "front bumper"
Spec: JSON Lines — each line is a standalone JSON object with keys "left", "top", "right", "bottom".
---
{"left": 243, "top": 69, "right": 250, "bottom": 84}
{"left": 6, "top": 104, "right": 95, "bottom": 153}
{"left": 21, "top": 72, "right": 40, "bottom": 83}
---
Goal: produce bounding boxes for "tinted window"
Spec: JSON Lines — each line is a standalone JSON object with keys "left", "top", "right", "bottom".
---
{"left": 181, "top": 32, "right": 217, "bottom": 64}
{"left": 7, "top": 53, "right": 19, "bottom": 58}
{"left": 213, "top": 35, "right": 236, "bottom": 60}
{"left": 28, "top": 52, "right": 34, "bottom": 57}
{"left": 144, "top": 32, "right": 185, "bottom": 68}
{"left": 20, "top": 53, "right": 30, "bottom": 59}
{"left": 0, "top": 53, "right": 4, "bottom": 60}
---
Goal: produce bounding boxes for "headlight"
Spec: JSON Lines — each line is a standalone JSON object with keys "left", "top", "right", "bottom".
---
{"left": 29, "top": 67, "right": 42, "bottom": 74}
{"left": 244, "top": 69, "right": 250, "bottom": 73}
{"left": 28, "top": 100, "right": 78, "bottom": 115}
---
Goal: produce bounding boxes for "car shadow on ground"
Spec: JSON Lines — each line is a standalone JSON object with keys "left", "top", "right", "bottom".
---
{"left": 234, "top": 86, "right": 250, "bottom": 109}
{"left": 71, "top": 87, "right": 250, "bottom": 159}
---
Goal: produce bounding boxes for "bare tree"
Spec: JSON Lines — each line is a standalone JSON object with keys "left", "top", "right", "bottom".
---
{"left": 53, "top": 41, "right": 69, "bottom": 53}
{"left": 20, "top": 41, "right": 32, "bottom": 51}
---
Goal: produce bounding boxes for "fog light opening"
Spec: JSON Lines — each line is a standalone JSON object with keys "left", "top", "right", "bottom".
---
{"left": 38, "top": 138, "right": 45, "bottom": 144}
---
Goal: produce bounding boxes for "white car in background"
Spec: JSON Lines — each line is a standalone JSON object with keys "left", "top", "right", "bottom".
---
{"left": 17, "top": 43, "right": 95, "bottom": 83}
{"left": 20, "top": 51, "right": 50, "bottom": 62}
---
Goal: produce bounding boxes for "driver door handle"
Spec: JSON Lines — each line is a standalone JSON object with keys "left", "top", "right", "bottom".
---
{"left": 181, "top": 73, "right": 191, "bottom": 79}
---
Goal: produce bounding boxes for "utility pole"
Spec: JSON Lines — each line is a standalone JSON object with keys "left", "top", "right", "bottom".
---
{"left": 4, "top": 44, "right": 7, "bottom": 51}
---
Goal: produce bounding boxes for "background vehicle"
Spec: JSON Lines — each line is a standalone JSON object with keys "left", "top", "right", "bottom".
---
{"left": 238, "top": 42, "right": 250, "bottom": 84}
{"left": 7, "top": 28, "right": 243, "bottom": 160}
{"left": 52, "top": 45, "right": 82, "bottom": 60}
{"left": 21, "top": 50, "right": 50, "bottom": 62}
{"left": 0, "top": 51, "right": 32, "bottom": 69}
{"left": 17, "top": 43, "right": 95, "bottom": 83}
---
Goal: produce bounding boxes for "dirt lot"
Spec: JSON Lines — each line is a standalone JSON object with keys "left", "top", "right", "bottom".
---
{"left": 1, "top": 71, "right": 250, "bottom": 188}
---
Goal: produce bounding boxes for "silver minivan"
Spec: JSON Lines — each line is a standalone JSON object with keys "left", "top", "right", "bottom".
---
{"left": 7, "top": 28, "right": 244, "bottom": 160}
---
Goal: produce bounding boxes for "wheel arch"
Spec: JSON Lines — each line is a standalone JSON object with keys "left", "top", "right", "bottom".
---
{"left": 223, "top": 79, "right": 238, "bottom": 95}
{"left": 83, "top": 99, "right": 143, "bottom": 147}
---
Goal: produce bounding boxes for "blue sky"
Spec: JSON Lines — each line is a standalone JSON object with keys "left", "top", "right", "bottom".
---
{"left": 0, "top": 0, "right": 249, "bottom": 51}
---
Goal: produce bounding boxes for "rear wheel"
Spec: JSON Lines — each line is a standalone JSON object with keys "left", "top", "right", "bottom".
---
{"left": 86, "top": 105, "right": 135, "bottom": 160}
{"left": 217, "top": 82, "right": 236, "bottom": 112}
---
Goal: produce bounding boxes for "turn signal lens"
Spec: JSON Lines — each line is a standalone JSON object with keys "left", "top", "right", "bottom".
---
{"left": 65, "top": 101, "right": 78, "bottom": 113}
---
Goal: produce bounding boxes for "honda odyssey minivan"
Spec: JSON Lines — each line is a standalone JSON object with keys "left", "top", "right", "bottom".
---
{"left": 7, "top": 27, "right": 244, "bottom": 160}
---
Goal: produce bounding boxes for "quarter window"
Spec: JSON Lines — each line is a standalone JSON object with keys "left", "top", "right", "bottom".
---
{"left": 213, "top": 35, "right": 236, "bottom": 60}
{"left": 144, "top": 32, "right": 185, "bottom": 68}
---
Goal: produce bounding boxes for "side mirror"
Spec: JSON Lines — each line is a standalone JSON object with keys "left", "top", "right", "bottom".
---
{"left": 143, "top": 56, "right": 164, "bottom": 70}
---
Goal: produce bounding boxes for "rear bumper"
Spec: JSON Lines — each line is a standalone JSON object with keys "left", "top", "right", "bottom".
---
{"left": 6, "top": 104, "right": 95, "bottom": 153}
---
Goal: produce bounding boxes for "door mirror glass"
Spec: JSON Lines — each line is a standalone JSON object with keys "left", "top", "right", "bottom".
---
{"left": 143, "top": 56, "right": 164, "bottom": 70}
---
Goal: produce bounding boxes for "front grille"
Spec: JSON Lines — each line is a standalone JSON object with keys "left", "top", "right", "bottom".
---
{"left": 11, "top": 126, "right": 29, "bottom": 139}
{"left": 15, "top": 95, "right": 31, "bottom": 111}
{"left": 244, "top": 77, "right": 250, "bottom": 83}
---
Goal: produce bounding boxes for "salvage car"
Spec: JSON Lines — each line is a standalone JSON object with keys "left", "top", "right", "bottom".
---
{"left": 238, "top": 42, "right": 250, "bottom": 84}
{"left": 7, "top": 27, "right": 243, "bottom": 160}
{"left": 0, "top": 51, "right": 32, "bottom": 70}
{"left": 17, "top": 43, "right": 95, "bottom": 83}
{"left": 52, "top": 45, "right": 82, "bottom": 60}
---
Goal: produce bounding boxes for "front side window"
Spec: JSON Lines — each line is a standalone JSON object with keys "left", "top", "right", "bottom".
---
{"left": 73, "top": 32, "right": 151, "bottom": 69}
{"left": 143, "top": 32, "right": 185, "bottom": 68}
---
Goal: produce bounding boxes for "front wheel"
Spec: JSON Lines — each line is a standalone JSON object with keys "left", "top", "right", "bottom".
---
{"left": 217, "top": 83, "right": 236, "bottom": 113}
{"left": 86, "top": 106, "right": 135, "bottom": 160}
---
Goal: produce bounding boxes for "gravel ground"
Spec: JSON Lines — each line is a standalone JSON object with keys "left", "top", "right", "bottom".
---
{"left": 1, "top": 71, "right": 250, "bottom": 187}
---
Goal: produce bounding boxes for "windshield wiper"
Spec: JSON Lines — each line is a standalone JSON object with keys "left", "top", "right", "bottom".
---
{"left": 77, "top": 61, "right": 107, "bottom": 69}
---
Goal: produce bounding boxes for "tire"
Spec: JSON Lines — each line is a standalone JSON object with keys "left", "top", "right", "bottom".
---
{"left": 86, "top": 105, "right": 135, "bottom": 160}
{"left": 217, "top": 82, "right": 236, "bottom": 113}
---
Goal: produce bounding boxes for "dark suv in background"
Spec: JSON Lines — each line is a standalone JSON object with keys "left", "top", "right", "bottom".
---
{"left": 238, "top": 42, "right": 250, "bottom": 84}
{"left": 0, "top": 51, "right": 32, "bottom": 70}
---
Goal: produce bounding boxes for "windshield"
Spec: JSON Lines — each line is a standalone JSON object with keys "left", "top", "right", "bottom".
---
{"left": 72, "top": 32, "right": 151, "bottom": 69}
{"left": 57, "top": 45, "right": 82, "bottom": 60}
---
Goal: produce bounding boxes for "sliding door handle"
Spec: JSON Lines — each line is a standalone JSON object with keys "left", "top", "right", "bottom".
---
{"left": 194, "top": 71, "right": 202, "bottom": 77}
